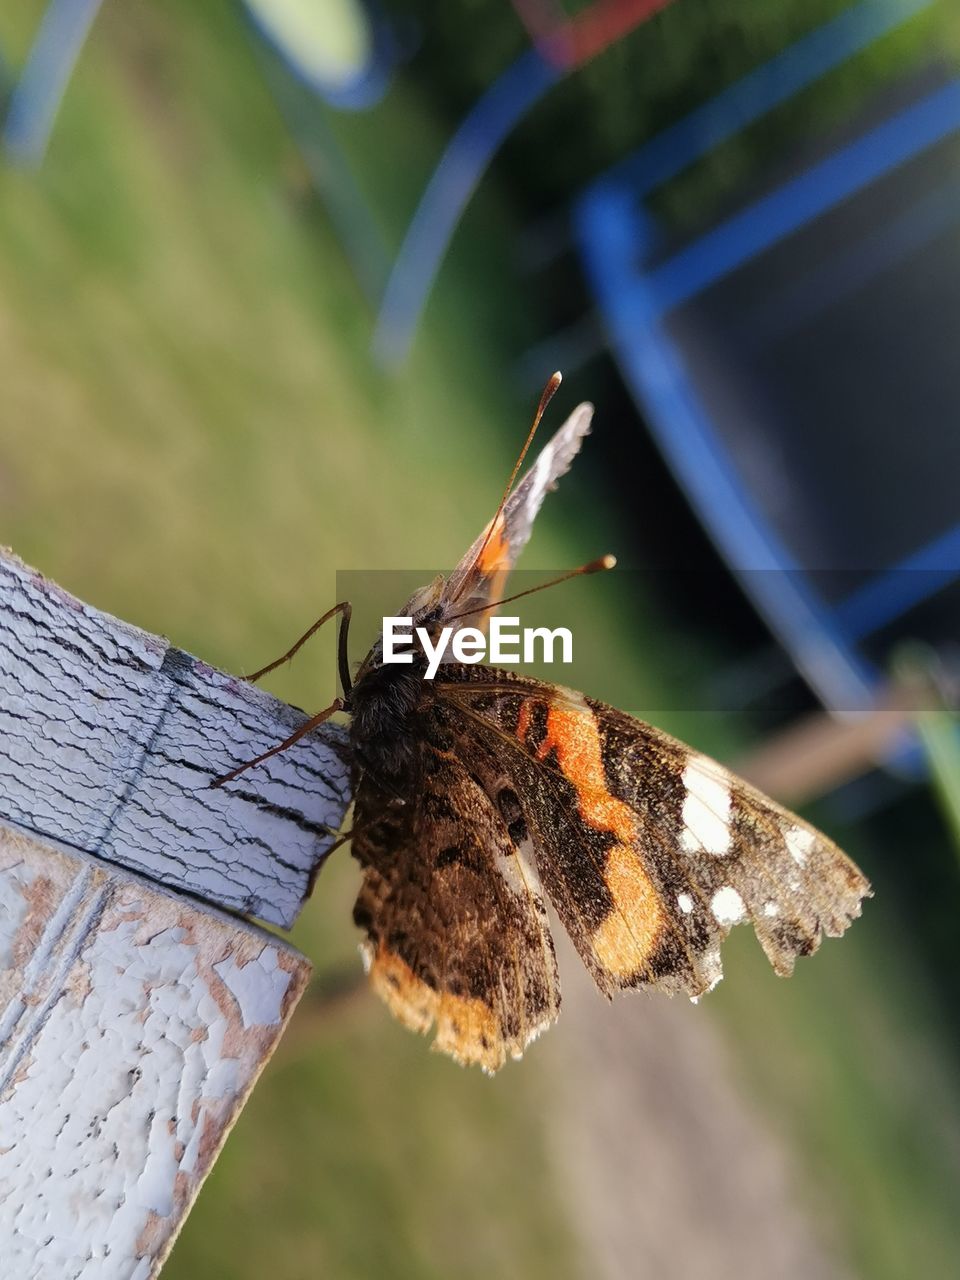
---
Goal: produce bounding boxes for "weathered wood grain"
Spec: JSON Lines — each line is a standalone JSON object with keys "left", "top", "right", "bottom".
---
{"left": 0, "top": 549, "right": 351, "bottom": 928}
{"left": 0, "top": 822, "right": 312, "bottom": 1279}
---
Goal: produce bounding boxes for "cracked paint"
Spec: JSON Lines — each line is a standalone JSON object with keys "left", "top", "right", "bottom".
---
{"left": 214, "top": 948, "right": 294, "bottom": 1030}
{"left": 0, "top": 550, "right": 352, "bottom": 929}
{"left": 0, "top": 827, "right": 311, "bottom": 1279}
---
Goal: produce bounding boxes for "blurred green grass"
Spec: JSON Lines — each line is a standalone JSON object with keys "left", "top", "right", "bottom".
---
{"left": 1, "top": 3, "right": 960, "bottom": 1277}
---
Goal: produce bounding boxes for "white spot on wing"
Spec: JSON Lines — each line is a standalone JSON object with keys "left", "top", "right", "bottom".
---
{"left": 763, "top": 901, "right": 779, "bottom": 918}
{"left": 681, "top": 758, "right": 731, "bottom": 855}
{"left": 785, "top": 826, "right": 815, "bottom": 866}
{"left": 711, "top": 886, "right": 745, "bottom": 925}
{"left": 677, "top": 893, "right": 694, "bottom": 914}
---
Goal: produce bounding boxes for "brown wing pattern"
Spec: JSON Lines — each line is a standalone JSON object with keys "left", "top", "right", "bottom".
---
{"left": 437, "top": 667, "right": 871, "bottom": 1002}
{"left": 350, "top": 703, "right": 561, "bottom": 1073}
{"left": 443, "top": 403, "right": 593, "bottom": 623}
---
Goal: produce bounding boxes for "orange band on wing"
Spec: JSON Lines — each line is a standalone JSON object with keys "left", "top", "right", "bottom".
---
{"left": 540, "top": 704, "right": 637, "bottom": 845}
{"left": 477, "top": 513, "right": 511, "bottom": 575}
{"left": 590, "top": 846, "right": 664, "bottom": 979}
{"left": 539, "top": 702, "right": 664, "bottom": 978}
{"left": 365, "top": 942, "right": 506, "bottom": 1071}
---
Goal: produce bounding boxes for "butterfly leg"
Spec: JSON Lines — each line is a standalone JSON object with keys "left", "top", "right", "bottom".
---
{"left": 211, "top": 697, "right": 344, "bottom": 788}
{"left": 246, "top": 601, "right": 353, "bottom": 695}
{"left": 305, "top": 824, "right": 354, "bottom": 895}
{"left": 309, "top": 794, "right": 405, "bottom": 859}
{"left": 303, "top": 793, "right": 408, "bottom": 894}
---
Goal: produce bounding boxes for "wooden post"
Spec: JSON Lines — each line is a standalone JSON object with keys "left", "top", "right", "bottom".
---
{"left": 0, "top": 549, "right": 352, "bottom": 1276}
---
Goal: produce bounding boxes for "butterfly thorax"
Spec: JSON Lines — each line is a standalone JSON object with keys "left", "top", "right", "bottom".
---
{"left": 347, "top": 654, "right": 430, "bottom": 782}
{"left": 347, "top": 592, "right": 450, "bottom": 784}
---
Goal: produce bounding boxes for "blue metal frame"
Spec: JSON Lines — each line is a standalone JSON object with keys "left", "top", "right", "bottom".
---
{"left": 643, "top": 80, "right": 960, "bottom": 314}
{"left": 574, "top": 0, "right": 956, "bottom": 712}
{"left": 373, "top": 48, "right": 560, "bottom": 364}
{"left": 2, "top": 0, "right": 104, "bottom": 166}
{"left": 372, "top": 0, "right": 935, "bottom": 365}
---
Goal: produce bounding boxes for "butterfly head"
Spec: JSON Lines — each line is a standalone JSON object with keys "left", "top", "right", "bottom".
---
{"left": 351, "top": 573, "right": 449, "bottom": 690}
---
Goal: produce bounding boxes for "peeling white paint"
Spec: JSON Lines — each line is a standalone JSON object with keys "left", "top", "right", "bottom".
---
{"left": 0, "top": 827, "right": 310, "bottom": 1280}
{"left": 215, "top": 948, "right": 293, "bottom": 1030}
{"left": 0, "top": 862, "right": 30, "bottom": 967}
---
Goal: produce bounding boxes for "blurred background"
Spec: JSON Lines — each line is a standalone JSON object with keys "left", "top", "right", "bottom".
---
{"left": 2, "top": 1, "right": 960, "bottom": 1276}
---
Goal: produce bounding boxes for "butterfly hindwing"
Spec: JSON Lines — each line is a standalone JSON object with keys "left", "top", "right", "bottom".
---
{"left": 350, "top": 700, "right": 561, "bottom": 1073}
{"left": 436, "top": 666, "right": 871, "bottom": 1002}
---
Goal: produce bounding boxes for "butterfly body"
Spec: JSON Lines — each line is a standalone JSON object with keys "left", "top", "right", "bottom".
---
{"left": 335, "top": 397, "right": 870, "bottom": 1073}
{"left": 346, "top": 646, "right": 429, "bottom": 783}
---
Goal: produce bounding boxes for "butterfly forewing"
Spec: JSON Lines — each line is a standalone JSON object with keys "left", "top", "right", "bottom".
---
{"left": 436, "top": 667, "right": 870, "bottom": 1002}
{"left": 443, "top": 403, "right": 593, "bottom": 628}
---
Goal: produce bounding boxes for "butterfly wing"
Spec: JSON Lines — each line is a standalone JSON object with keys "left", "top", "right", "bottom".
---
{"left": 351, "top": 699, "right": 561, "bottom": 1073}
{"left": 442, "top": 402, "right": 593, "bottom": 625}
{"left": 435, "top": 667, "right": 871, "bottom": 1001}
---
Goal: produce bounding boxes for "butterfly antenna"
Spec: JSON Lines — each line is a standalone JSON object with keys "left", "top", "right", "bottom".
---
{"left": 444, "top": 554, "right": 616, "bottom": 625}
{"left": 470, "top": 371, "right": 563, "bottom": 577}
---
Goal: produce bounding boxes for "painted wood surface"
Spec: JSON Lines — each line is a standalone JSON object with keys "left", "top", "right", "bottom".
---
{"left": 0, "top": 822, "right": 312, "bottom": 1279}
{"left": 0, "top": 549, "right": 351, "bottom": 928}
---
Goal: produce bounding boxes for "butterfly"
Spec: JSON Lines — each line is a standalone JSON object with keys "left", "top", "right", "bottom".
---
{"left": 218, "top": 374, "right": 871, "bottom": 1073}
